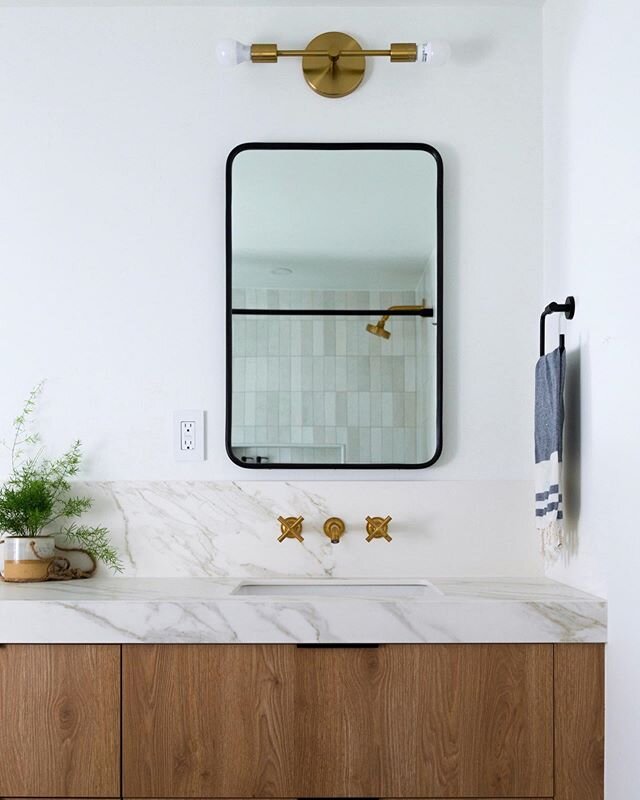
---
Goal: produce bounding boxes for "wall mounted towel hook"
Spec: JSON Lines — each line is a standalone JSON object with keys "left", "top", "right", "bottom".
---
{"left": 540, "top": 296, "right": 575, "bottom": 356}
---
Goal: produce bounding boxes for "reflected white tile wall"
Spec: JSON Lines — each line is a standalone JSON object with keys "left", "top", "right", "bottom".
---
{"left": 232, "top": 289, "right": 433, "bottom": 464}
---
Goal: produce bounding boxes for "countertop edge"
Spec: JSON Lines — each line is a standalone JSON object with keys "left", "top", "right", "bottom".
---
{"left": 0, "top": 578, "right": 607, "bottom": 644}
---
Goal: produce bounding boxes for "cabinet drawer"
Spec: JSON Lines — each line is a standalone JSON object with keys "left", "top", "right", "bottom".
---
{"left": 0, "top": 645, "right": 120, "bottom": 798}
{"left": 296, "top": 644, "right": 553, "bottom": 798}
{"left": 123, "top": 645, "right": 295, "bottom": 798}
{"left": 123, "top": 644, "right": 552, "bottom": 798}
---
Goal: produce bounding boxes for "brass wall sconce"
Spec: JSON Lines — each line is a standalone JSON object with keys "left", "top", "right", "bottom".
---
{"left": 216, "top": 32, "right": 450, "bottom": 98}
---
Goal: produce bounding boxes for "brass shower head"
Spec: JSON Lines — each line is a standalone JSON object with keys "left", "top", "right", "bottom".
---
{"left": 365, "top": 303, "right": 426, "bottom": 340}
{"left": 366, "top": 318, "right": 391, "bottom": 339}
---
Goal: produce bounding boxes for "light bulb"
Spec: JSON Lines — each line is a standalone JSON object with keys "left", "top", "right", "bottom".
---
{"left": 216, "top": 39, "right": 251, "bottom": 67}
{"left": 419, "top": 40, "right": 451, "bottom": 67}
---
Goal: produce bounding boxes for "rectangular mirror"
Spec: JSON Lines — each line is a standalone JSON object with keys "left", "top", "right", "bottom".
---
{"left": 226, "top": 143, "right": 442, "bottom": 468}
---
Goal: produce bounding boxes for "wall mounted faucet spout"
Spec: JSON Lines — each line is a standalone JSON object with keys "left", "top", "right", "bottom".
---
{"left": 323, "top": 517, "right": 346, "bottom": 544}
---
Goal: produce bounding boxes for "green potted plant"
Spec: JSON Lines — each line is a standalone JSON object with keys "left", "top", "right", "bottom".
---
{"left": 0, "top": 383, "right": 122, "bottom": 582}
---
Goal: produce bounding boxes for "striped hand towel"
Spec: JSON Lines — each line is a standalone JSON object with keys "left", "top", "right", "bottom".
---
{"left": 535, "top": 345, "right": 566, "bottom": 560}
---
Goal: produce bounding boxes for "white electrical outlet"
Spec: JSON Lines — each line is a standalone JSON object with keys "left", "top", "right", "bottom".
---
{"left": 181, "top": 421, "right": 195, "bottom": 450}
{"left": 174, "top": 410, "right": 205, "bottom": 461}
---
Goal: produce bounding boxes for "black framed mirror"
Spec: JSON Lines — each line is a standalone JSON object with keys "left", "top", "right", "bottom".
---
{"left": 225, "top": 143, "right": 443, "bottom": 469}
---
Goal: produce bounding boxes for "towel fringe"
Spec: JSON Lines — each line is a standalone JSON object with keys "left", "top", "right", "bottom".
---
{"left": 540, "top": 519, "right": 563, "bottom": 563}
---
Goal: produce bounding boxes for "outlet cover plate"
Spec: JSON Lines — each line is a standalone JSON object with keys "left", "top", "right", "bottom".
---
{"left": 174, "top": 410, "right": 206, "bottom": 462}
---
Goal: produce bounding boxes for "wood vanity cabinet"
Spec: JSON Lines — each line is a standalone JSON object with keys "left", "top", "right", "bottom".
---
{"left": 0, "top": 643, "right": 603, "bottom": 800}
{"left": 0, "top": 645, "right": 120, "bottom": 798}
{"left": 122, "top": 643, "right": 604, "bottom": 800}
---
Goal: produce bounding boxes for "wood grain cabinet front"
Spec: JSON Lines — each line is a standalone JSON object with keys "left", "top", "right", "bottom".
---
{"left": 295, "top": 644, "right": 553, "bottom": 798}
{"left": 0, "top": 642, "right": 604, "bottom": 800}
{"left": 0, "top": 645, "right": 120, "bottom": 798}
{"left": 122, "top": 644, "right": 556, "bottom": 798}
{"left": 122, "top": 645, "right": 295, "bottom": 799}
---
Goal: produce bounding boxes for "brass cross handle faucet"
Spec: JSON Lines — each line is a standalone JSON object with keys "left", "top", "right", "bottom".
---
{"left": 323, "top": 517, "right": 346, "bottom": 544}
{"left": 365, "top": 515, "right": 393, "bottom": 542}
{"left": 277, "top": 516, "right": 304, "bottom": 542}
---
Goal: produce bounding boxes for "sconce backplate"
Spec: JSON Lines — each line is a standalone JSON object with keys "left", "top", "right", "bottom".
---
{"left": 302, "top": 31, "right": 365, "bottom": 98}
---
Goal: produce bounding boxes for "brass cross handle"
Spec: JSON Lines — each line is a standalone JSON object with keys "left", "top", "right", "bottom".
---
{"left": 277, "top": 515, "right": 304, "bottom": 543}
{"left": 365, "top": 515, "right": 393, "bottom": 542}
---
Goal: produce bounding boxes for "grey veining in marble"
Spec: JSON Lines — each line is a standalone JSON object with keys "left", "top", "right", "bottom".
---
{"left": 0, "top": 577, "right": 606, "bottom": 644}
{"left": 4, "top": 479, "right": 540, "bottom": 580}
{"left": 0, "top": 482, "right": 604, "bottom": 644}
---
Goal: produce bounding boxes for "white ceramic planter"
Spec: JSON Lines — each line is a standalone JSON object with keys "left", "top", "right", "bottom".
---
{"left": 1, "top": 536, "right": 56, "bottom": 582}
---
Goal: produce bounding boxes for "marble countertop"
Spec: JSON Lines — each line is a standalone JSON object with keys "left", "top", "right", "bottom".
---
{"left": 0, "top": 577, "right": 606, "bottom": 644}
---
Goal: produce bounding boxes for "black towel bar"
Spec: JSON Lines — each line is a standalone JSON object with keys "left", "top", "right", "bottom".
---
{"left": 540, "top": 295, "right": 575, "bottom": 356}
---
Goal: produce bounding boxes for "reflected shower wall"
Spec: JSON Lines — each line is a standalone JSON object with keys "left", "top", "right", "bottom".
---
{"left": 231, "top": 287, "right": 436, "bottom": 465}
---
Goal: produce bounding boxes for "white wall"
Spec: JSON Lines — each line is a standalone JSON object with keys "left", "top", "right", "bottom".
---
{"left": 0, "top": 3, "right": 543, "bottom": 578}
{"left": 0, "top": 3, "right": 542, "bottom": 483}
{"left": 543, "top": 0, "right": 640, "bottom": 795}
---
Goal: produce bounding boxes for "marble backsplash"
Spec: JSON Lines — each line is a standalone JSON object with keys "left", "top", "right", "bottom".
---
{"left": 10, "top": 480, "right": 541, "bottom": 579}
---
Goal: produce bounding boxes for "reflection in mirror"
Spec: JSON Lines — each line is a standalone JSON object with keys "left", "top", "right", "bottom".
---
{"left": 227, "top": 144, "right": 442, "bottom": 468}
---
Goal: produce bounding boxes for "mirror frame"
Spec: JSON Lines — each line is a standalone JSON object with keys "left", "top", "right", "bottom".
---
{"left": 225, "top": 142, "right": 443, "bottom": 469}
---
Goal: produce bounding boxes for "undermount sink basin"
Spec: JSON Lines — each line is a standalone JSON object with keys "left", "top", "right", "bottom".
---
{"left": 232, "top": 579, "right": 441, "bottom": 598}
